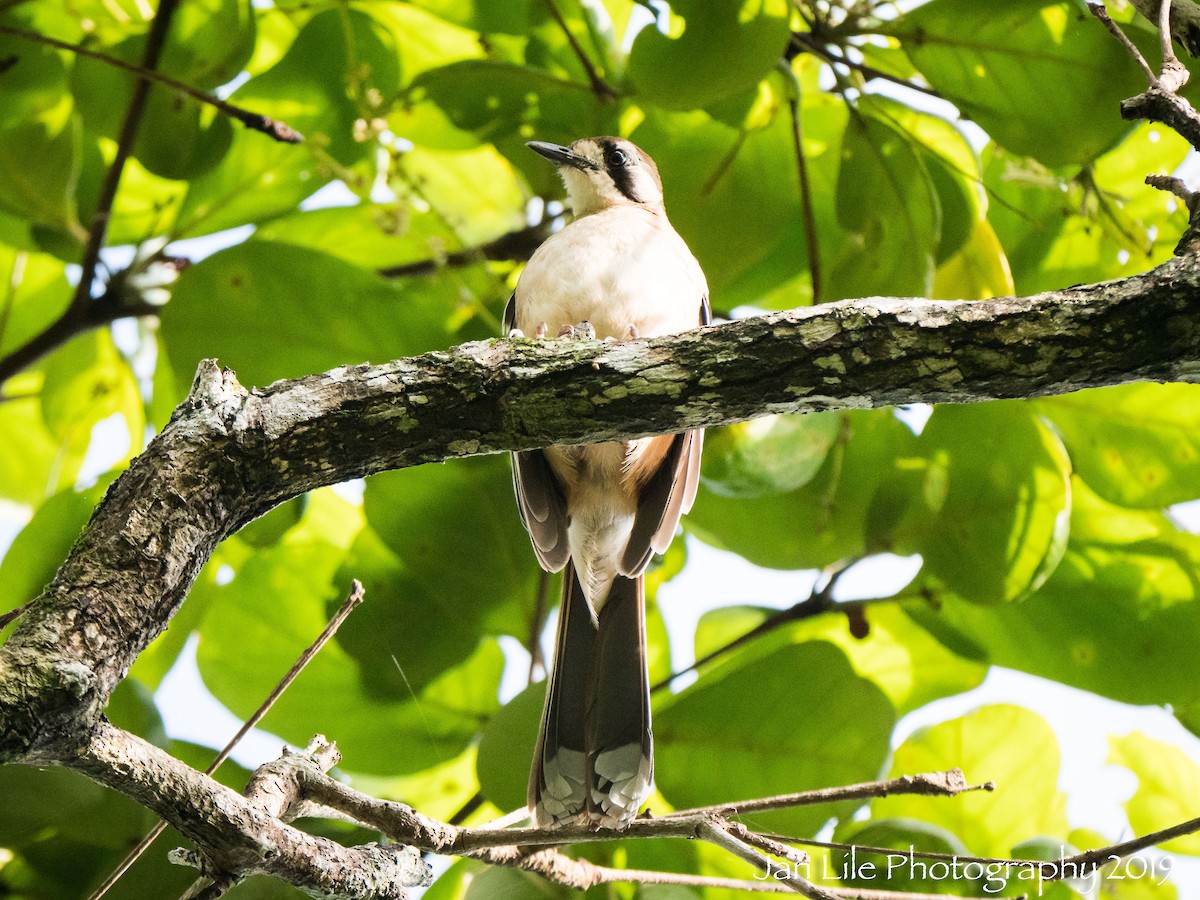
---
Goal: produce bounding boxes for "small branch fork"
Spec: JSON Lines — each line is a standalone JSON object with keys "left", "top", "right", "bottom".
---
{"left": 1089, "top": 1, "right": 1200, "bottom": 250}
{"left": 89, "top": 723, "right": 1200, "bottom": 900}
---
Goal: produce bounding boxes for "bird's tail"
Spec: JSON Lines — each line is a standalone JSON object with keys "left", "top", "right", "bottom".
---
{"left": 529, "top": 562, "right": 652, "bottom": 827}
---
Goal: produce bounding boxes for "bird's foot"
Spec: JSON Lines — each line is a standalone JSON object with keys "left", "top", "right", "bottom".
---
{"left": 535, "top": 321, "right": 549, "bottom": 339}
{"left": 507, "top": 327, "right": 524, "bottom": 338}
{"left": 557, "top": 321, "right": 596, "bottom": 340}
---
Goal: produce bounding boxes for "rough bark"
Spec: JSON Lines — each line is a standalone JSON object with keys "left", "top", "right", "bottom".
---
{"left": 0, "top": 256, "right": 1198, "bottom": 891}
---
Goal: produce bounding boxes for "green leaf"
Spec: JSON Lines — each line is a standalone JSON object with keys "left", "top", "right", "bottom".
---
{"left": 892, "top": 0, "right": 1144, "bottom": 167}
{"left": 631, "top": 102, "right": 812, "bottom": 303}
{"left": 655, "top": 641, "right": 895, "bottom": 835}
{"left": 1037, "top": 384, "right": 1200, "bottom": 508}
{"left": 176, "top": 8, "right": 395, "bottom": 236}
{"left": 197, "top": 530, "right": 503, "bottom": 773}
{"left": 0, "top": 383, "right": 88, "bottom": 506}
{"left": 0, "top": 96, "right": 81, "bottom": 237}
{"left": 914, "top": 403, "right": 1071, "bottom": 605}
{"left": 161, "top": 241, "right": 460, "bottom": 386}
{"left": 0, "top": 246, "right": 72, "bottom": 359}
{"left": 627, "top": 0, "right": 790, "bottom": 111}
{"left": 701, "top": 412, "right": 841, "bottom": 498}
{"left": 688, "top": 410, "right": 918, "bottom": 569}
{"left": 40, "top": 330, "right": 144, "bottom": 461}
{"left": 872, "top": 705, "right": 1068, "bottom": 856}
{"left": 828, "top": 106, "right": 939, "bottom": 300}
{"left": 694, "top": 602, "right": 985, "bottom": 718}
{"left": 462, "top": 866, "right": 568, "bottom": 899}
{"left": 475, "top": 680, "right": 544, "bottom": 812}
{"left": 1109, "top": 732, "right": 1200, "bottom": 855}
{"left": 984, "top": 126, "right": 1188, "bottom": 294}
{"left": 0, "top": 482, "right": 105, "bottom": 618}
{"left": 931, "top": 218, "right": 1014, "bottom": 300}
{"left": 360, "top": 455, "right": 539, "bottom": 662}
{"left": 905, "top": 476, "right": 1200, "bottom": 721}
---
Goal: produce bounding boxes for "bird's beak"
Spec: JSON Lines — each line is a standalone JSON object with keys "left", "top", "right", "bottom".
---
{"left": 527, "top": 141, "right": 599, "bottom": 171}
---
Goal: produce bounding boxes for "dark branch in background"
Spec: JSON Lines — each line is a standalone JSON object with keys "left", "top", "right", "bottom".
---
{"left": 0, "top": 0, "right": 182, "bottom": 386}
{"left": 652, "top": 559, "right": 858, "bottom": 692}
{"left": 788, "top": 32, "right": 941, "bottom": 99}
{"left": 0, "top": 17, "right": 304, "bottom": 386}
{"left": 0, "top": 24, "right": 304, "bottom": 143}
{"left": 782, "top": 61, "right": 824, "bottom": 303}
{"left": 542, "top": 0, "right": 617, "bottom": 101}
{"left": 378, "top": 220, "right": 557, "bottom": 279}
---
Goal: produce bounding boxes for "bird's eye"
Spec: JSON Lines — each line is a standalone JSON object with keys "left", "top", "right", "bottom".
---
{"left": 606, "top": 147, "right": 629, "bottom": 168}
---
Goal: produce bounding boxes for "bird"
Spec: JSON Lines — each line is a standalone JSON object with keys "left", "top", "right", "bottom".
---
{"left": 505, "top": 136, "right": 710, "bottom": 828}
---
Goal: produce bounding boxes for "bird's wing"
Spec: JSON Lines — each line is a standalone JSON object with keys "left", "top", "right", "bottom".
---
{"left": 620, "top": 295, "right": 710, "bottom": 575}
{"left": 506, "top": 293, "right": 571, "bottom": 571}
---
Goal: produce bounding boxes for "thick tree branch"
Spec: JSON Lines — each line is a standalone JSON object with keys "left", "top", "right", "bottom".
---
{"left": 3, "top": 257, "right": 1200, "bottom": 765}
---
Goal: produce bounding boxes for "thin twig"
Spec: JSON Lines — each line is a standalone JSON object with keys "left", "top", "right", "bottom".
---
{"left": 86, "top": 582, "right": 366, "bottom": 900}
{"left": 789, "top": 33, "right": 941, "bottom": 98}
{"left": 652, "top": 559, "right": 858, "bottom": 691}
{"left": 1158, "top": 0, "right": 1191, "bottom": 90}
{"left": 661, "top": 769, "right": 991, "bottom": 819}
{"left": 0, "top": 24, "right": 303, "bottom": 143}
{"left": 541, "top": 0, "right": 617, "bottom": 101}
{"left": 73, "top": 0, "right": 180, "bottom": 313}
{"left": 783, "top": 64, "right": 824, "bottom": 303}
{"left": 1088, "top": 3, "right": 1160, "bottom": 85}
{"left": 0, "top": 597, "right": 36, "bottom": 631}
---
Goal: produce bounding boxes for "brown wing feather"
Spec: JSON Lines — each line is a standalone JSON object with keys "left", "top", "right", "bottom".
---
{"left": 513, "top": 450, "right": 570, "bottom": 572}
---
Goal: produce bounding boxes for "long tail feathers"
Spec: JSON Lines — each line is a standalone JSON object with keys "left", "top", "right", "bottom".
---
{"left": 529, "top": 564, "right": 652, "bottom": 827}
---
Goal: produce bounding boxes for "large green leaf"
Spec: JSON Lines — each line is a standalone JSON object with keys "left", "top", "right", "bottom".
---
{"left": 914, "top": 403, "right": 1071, "bottom": 605}
{"left": 197, "top": 531, "right": 503, "bottom": 774}
{"left": 1109, "top": 732, "right": 1200, "bottom": 855}
{"left": 1038, "top": 384, "right": 1200, "bottom": 508}
{"left": 175, "top": 8, "right": 395, "bottom": 236}
{"left": 655, "top": 640, "right": 895, "bottom": 835}
{"left": 693, "top": 602, "right": 985, "bottom": 717}
{"left": 984, "top": 125, "right": 1188, "bottom": 294}
{"left": 631, "top": 102, "right": 813, "bottom": 303}
{"left": 688, "top": 409, "right": 919, "bottom": 569}
{"left": 161, "top": 241, "right": 461, "bottom": 386}
{"left": 627, "top": 0, "right": 790, "bottom": 110}
{"left": 828, "top": 106, "right": 939, "bottom": 300}
{"left": 892, "top": 0, "right": 1145, "bottom": 167}
{"left": 905, "top": 477, "right": 1200, "bottom": 720}
{"left": 701, "top": 412, "right": 841, "bottom": 498}
{"left": 349, "top": 456, "right": 539, "bottom": 693}
{"left": 872, "top": 705, "right": 1069, "bottom": 857}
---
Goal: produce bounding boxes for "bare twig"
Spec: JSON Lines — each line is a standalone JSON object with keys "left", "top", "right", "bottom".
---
{"left": 1088, "top": 3, "right": 1160, "bottom": 85}
{"left": 1158, "top": 0, "right": 1191, "bottom": 91}
{"left": 789, "top": 32, "right": 941, "bottom": 99}
{"left": 652, "top": 559, "right": 859, "bottom": 691}
{"left": 377, "top": 221, "right": 556, "bottom": 279}
{"left": 0, "top": 24, "right": 303, "bottom": 143}
{"left": 661, "top": 769, "right": 991, "bottom": 819}
{"left": 0, "top": 597, "right": 35, "bottom": 631}
{"left": 86, "top": 582, "right": 366, "bottom": 900}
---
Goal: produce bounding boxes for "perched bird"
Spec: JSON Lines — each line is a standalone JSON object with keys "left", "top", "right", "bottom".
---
{"left": 506, "top": 137, "right": 709, "bottom": 827}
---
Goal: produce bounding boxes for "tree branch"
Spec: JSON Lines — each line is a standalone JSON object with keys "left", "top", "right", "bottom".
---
{"left": 0, "top": 24, "right": 304, "bottom": 144}
{"left": 3, "top": 257, "right": 1200, "bottom": 764}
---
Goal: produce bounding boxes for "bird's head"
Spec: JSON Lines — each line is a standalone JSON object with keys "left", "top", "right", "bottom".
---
{"left": 527, "top": 136, "right": 665, "bottom": 218}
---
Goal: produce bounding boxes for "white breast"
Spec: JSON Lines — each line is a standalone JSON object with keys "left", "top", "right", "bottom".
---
{"left": 515, "top": 207, "right": 706, "bottom": 339}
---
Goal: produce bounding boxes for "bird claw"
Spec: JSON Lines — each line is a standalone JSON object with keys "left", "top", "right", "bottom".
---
{"left": 557, "top": 321, "right": 595, "bottom": 340}
{"left": 508, "top": 327, "right": 525, "bottom": 339}
{"left": 623, "top": 323, "right": 639, "bottom": 341}
{"left": 535, "top": 321, "right": 549, "bottom": 339}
